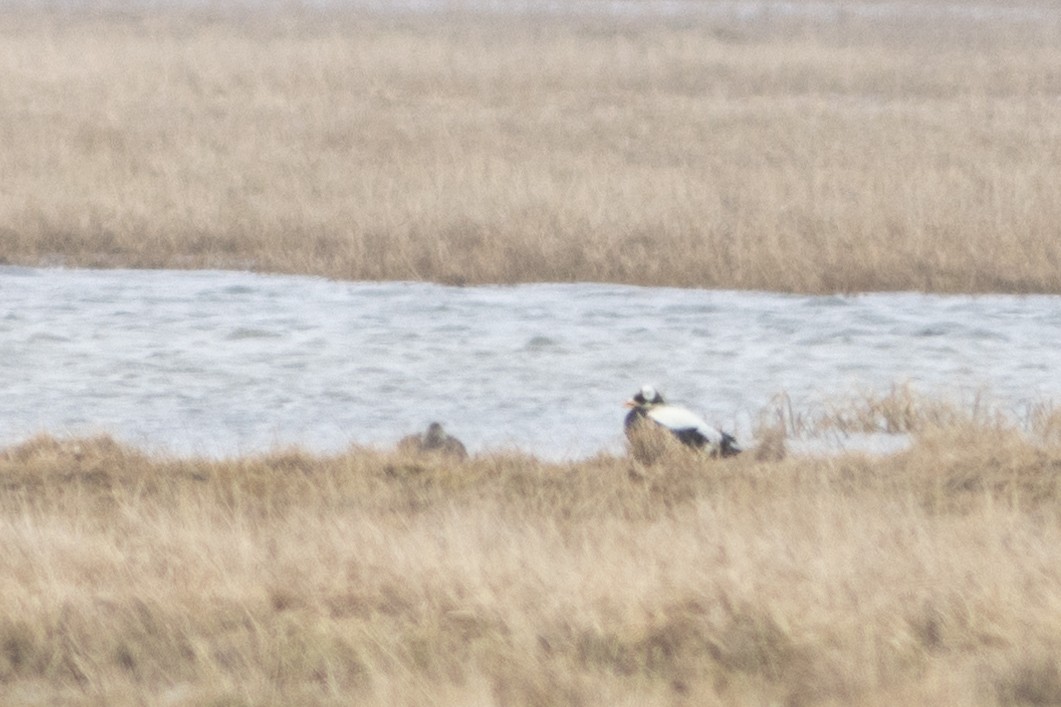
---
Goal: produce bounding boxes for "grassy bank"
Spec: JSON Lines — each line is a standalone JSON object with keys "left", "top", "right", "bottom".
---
{"left": 3, "top": 406, "right": 1061, "bottom": 704}
{"left": 2, "top": 4, "right": 1061, "bottom": 292}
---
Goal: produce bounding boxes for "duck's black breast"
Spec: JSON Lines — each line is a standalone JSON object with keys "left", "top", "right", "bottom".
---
{"left": 624, "top": 408, "right": 647, "bottom": 431}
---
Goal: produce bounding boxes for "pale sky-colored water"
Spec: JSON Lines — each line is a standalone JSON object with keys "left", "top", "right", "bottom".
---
{"left": 14, "top": 0, "right": 1057, "bottom": 24}
{"left": 2, "top": 266, "right": 1058, "bottom": 458}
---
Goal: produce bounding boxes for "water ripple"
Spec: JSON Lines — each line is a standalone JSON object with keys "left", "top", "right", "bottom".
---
{"left": 2, "top": 266, "right": 1060, "bottom": 458}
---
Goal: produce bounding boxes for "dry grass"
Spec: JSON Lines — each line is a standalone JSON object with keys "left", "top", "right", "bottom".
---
{"left": 2, "top": 3, "right": 1061, "bottom": 292}
{"left": 4, "top": 407, "right": 1061, "bottom": 705}
{"left": 762, "top": 383, "right": 994, "bottom": 438}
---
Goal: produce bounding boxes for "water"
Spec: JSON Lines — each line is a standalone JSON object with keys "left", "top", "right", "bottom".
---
{"left": 1, "top": 266, "right": 1059, "bottom": 458}
{"left": 345, "top": 0, "right": 1059, "bottom": 25}
{"left": 24, "top": 0, "right": 1057, "bottom": 25}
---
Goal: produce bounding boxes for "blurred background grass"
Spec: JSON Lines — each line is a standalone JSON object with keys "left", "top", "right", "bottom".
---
{"left": 2, "top": 4, "right": 1060, "bottom": 291}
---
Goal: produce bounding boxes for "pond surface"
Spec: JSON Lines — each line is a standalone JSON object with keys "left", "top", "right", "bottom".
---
{"left": 1, "top": 266, "right": 1058, "bottom": 458}
{"left": 314, "top": 0, "right": 1058, "bottom": 25}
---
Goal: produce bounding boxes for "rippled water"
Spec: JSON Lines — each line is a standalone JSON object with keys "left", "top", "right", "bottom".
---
{"left": 310, "top": 0, "right": 1059, "bottom": 25}
{"left": 38, "top": 0, "right": 1055, "bottom": 24}
{"left": 2, "top": 266, "right": 1059, "bottom": 458}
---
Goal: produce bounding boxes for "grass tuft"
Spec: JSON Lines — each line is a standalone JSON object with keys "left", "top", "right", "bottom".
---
{"left": 4, "top": 403, "right": 1061, "bottom": 702}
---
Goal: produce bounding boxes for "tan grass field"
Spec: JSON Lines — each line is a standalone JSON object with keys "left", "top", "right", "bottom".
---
{"left": 5, "top": 3, "right": 1061, "bottom": 704}
{"left": 2, "top": 3, "right": 1061, "bottom": 292}
{"left": 3, "top": 403, "right": 1061, "bottom": 705}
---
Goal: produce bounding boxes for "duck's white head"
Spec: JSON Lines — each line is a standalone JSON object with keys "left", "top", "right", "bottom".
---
{"left": 625, "top": 384, "right": 665, "bottom": 408}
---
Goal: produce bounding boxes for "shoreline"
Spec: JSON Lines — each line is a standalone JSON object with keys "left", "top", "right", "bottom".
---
{"left": 3, "top": 423, "right": 1061, "bottom": 704}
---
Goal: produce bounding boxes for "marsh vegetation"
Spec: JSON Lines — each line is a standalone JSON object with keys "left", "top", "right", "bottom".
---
{"left": 4, "top": 3, "right": 1061, "bottom": 704}
{"left": 2, "top": 3, "right": 1061, "bottom": 291}
{"left": 3, "top": 399, "right": 1061, "bottom": 704}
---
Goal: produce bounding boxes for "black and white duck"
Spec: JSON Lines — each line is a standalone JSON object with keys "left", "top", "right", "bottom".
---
{"left": 624, "top": 384, "right": 741, "bottom": 457}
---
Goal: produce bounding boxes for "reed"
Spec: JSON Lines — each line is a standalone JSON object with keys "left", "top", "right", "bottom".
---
{"left": 3, "top": 401, "right": 1061, "bottom": 704}
{"left": 3, "top": 4, "right": 1061, "bottom": 292}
